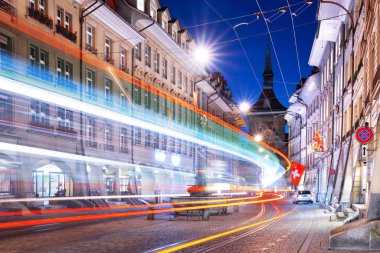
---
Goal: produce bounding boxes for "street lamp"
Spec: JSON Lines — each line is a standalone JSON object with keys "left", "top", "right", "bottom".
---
{"left": 254, "top": 134, "right": 263, "bottom": 142}
{"left": 239, "top": 101, "right": 251, "bottom": 113}
{"left": 194, "top": 46, "right": 211, "bottom": 66}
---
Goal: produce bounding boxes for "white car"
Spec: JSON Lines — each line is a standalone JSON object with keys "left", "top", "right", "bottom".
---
{"left": 293, "top": 190, "right": 313, "bottom": 204}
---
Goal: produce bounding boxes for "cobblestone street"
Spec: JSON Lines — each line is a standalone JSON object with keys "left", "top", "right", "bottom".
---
{"left": 1, "top": 199, "right": 376, "bottom": 253}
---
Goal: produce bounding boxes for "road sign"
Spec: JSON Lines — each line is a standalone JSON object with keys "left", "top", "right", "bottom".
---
{"left": 355, "top": 126, "right": 374, "bottom": 144}
{"left": 362, "top": 144, "right": 368, "bottom": 158}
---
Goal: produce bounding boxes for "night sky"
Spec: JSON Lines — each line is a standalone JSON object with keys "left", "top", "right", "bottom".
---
{"left": 161, "top": 0, "right": 318, "bottom": 109}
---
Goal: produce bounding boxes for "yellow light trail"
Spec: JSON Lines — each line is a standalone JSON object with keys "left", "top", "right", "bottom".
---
{"left": 158, "top": 209, "right": 295, "bottom": 253}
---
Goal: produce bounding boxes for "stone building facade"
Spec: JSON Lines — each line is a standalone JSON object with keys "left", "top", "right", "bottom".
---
{"left": 0, "top": 0, "right": 250, "bottom": 204}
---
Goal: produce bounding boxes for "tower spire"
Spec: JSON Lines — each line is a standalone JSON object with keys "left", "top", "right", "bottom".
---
{"left": 263, "top": 36, "right": 274, "bottom": 89}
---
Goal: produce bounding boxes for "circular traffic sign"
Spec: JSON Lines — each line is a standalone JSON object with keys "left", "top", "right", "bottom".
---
{"left": 355, "top": 126, "right": 374, "bottom": 144}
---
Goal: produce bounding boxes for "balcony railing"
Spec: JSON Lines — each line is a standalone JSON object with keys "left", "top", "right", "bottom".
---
{"left": 119, "top": 64, "right": 129, "bottom": 73}
{"left": 0, "top": 0, "right": 15, "bottom": 16}
{"left": 104, "top": 55, "right": 114, "bottom": 65}
{"left": 55, "top": 24, "right": 77, "bottom": 43}
{"left": 28, "top": 7, "right": 53, "bottom": 29}
{"left": 85, "top": 43, "right": 97, "bottom": 54}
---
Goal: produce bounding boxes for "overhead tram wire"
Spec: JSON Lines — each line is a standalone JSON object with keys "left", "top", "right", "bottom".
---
{"left": 203, "top": 0, "right": 276, "bottom": 118}
{"left": 84, "top": 12, "right": 355, "bottom": 65}
{"left": 255, "top": 0, "right": 290, "bottom": 99}
{"left": 181, "top": 0, "right": 306, "bottom": 29}
{"left": 286, "top": 0, "right": 311, "bottom": 82}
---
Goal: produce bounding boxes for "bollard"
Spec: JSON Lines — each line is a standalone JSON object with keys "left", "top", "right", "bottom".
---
{"left": 234, "top": 205, "right": 239, "bottom": 212}
{"left": 202, "top": 209, "right": 210, "bottom": 221}
{"left": 147, "top": 206, "right": 155, "bottom": 220}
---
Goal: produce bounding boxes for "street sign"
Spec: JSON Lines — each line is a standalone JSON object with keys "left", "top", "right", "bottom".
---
{"left": 362, "top": 144, "right": 368, "bottom": 158}
{"left": 355, "top": 126, "right": 374, "bottom": 144}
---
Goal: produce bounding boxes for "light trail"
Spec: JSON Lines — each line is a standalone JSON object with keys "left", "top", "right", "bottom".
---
{"left": 0, "top": 193, "right": 263, "bottom": 217}
{"left": 143, "top": 203, "right": 266, "bottom": 253}
{"left": 0, "top": 194, "right": 283, "bottom": 229}
{"left": 0, "top": 9, "right": 291, "bottom": 176}
{"left": 158, "top": 204, "right": 294, "bottom": 253}
{"left": 0, "top": 77, "right": 276, "bottom": 170}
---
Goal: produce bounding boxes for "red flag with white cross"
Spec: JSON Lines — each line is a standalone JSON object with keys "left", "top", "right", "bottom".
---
{"left": 290, "top": 161, "right": 306, "bottom": 186}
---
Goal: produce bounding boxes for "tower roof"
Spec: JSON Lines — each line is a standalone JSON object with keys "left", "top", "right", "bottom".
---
{"left": 251, "top": 38, "right": 286, "bottom": 112}
{"left": 263, "top": 37, "right": 273, "bottom": 76}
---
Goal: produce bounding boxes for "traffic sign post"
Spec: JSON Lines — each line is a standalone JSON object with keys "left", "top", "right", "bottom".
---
{"left": 356, "top": 126, "right": 374, "bottom": 144}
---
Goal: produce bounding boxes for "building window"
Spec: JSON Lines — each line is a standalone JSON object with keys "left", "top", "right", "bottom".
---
{"left": 171, "top": 65, "right": 176, "bottom": 84}
{"left": 134, "top": 43, "right": 141, "bottom": 60}
{"left": 56, "top": 58, "right": 73, "bottom": 90}
{"left": 0, "top": 93, "right": 13, "bottom": 123}
{"left": 105, "top": 78, "right": 113, "bottom": 106}
{"left": 120, "top": 47, "right": 126, "bottom": 71}
{"left": 105, "top": 123, "right": 114, "bottom": 151}
{"left": 144, "top": 90, "right": 151, "bottom": 109}
{"left": 154, "top": 132, "right": 159, "bottom": 149}
{"left": 120, "top": 92, "right": 128, "bottom": 111}
{"left": 145, "top": 129, "right": 151, "bottom": 147}
{"left": 30, "top": 100, "right": 50, "bottom": 127}
{"left": 86, "top": 69, "right": 96, "bottom": 100}
{"left": 177, "top": 71, "right": 182, "bottom": 89}
{"left": 184, "top": 76, "right": 188, "bottom": 93}
{"left": 153, "top": 52, "right": 159, "bottom": 73}
{"left": 29, "top": 45, "right": 38, "bottom": 66}
{"left": 64, "top": 12, "right": 72, "bottom": 30}
{"left": 120, "top": 127, "right": 128, "bottom": 152}
{"left": 144, "top": 45, "right": 151, "bottom": 67}
{"left": 86, "top": 25, "right": 93, "bottom": 46}
{"left": 150, "top": 8, "right": 157, "bottom": 20}
{"left": 162, "top": 135, "right": 167, "bottom": 150}
{"left": 172, "top": 30, "right": 176, "bottom": 40}
{"left": 162, "top": 58, "right": 167, "bottom": 78}
{"left": 162, "top": 19, "right": 167, "bottom": 31}
{"left": 190, "top": 80, "right": 194, "bottom": 95}
{"left": 40, "top": 50, "right": 48, "bottom": 69}
{"left": 29, "top": 45, "right": 48, "bottom": 70}
{"left": 170, "top": 137, "right": 175, "bottom": 152}
{"left": 87, "top": 117, "right": 96, "bottom": 147}
{"left": 57, "top": 107, "right": 73, "bottom": 131}
{"left": 105, "top": 37, "right": 112, "bottom": 62}
{"left": 137, "top": 0, "right": 145, "bottom": 11}
{"left": 134, "top": 127, "right": 142, "bottom": 145}
{"left": 183, "top": 141, "right": 187, "bottom": 155}
{"left": 29, "top": 0, "right": 36, "bottom": 9}
{"left": 65, "top": 62, "right": 72, "bottom": 81}
{"left": 56, "top": 8, "right": 63, "bottom": 25}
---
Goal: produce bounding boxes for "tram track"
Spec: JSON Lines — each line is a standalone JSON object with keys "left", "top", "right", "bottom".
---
{"left": 189, "top": 203, "right": 281, "bottom": 253}
{"left": 155, "top": 202, "right": 295, "bottom": 253}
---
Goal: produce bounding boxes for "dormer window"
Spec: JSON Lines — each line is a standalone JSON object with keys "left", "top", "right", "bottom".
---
{"left": 162, "top": 19, "right": 167, "bottom": 31}
{"left": 172, "top": 30, "right": 176, "bottom": 40}
{"left": 150, "top": 8, "right": 156, "bottom": 20}
{"left": 137, "top": 0, "right": 145, "bottom": 12}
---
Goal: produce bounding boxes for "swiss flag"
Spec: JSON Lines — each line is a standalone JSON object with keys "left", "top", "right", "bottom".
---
{"left": 290, "top": 162, "right": 306, "bottom": 186}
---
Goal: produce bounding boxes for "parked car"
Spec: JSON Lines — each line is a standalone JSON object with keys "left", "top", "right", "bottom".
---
{"left": 293, "top": 190, "right": 313, "bottom": 204}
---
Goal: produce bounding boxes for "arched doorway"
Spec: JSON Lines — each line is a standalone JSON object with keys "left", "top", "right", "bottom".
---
{"left": 33, "top": 164, "right": 73, "bottom": 197}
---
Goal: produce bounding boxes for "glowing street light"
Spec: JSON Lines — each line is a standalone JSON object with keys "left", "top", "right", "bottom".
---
{"left": 239, "top": 101, "right": 251, "bottom": 113}
{"left": 254, "top": 134, "right": 263, "bottom": 142}
{"left": 194, "top": 46, "right": 211, "bottom": 66}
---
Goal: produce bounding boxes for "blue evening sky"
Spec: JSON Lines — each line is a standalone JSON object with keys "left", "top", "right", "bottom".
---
{"left": 160, "top": 0, "right": 318, "bottom": 108}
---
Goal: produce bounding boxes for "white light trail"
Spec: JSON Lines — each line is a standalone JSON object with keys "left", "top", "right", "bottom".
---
{"left": 0, "top": 76, "right": 277, "bottom": 170}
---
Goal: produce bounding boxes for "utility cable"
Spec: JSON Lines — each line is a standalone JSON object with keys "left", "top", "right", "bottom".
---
{"left": 255, "top": 0, "right": 290, "bottom": 99}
